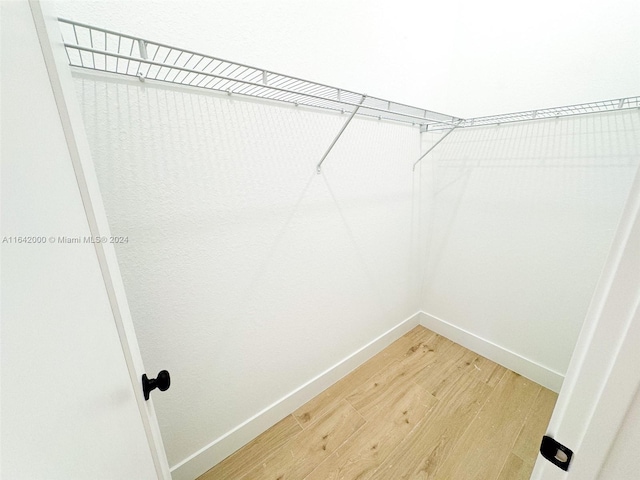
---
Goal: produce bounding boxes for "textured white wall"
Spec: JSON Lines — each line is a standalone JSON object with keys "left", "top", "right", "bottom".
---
{"left": 417, "top": 111, "right": 640, "bottom": 379}
{"left": 54, "top": 0, "right": 639, "bottom": 118}
{"left": 73, "top": 71, "right": 419, "bottom": 467}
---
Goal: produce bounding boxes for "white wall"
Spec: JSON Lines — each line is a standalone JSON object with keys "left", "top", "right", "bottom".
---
{"left": 72, "top": 70, "right": 420, "bottom": 473}
{"left": 417, "top": 111, "right": 640, "bottom": 390}
{"left": 1, "top": 2, "right": 157, "bottom": 478}
{"left": 54, "top": 0, "right": 639, "bottom": 118}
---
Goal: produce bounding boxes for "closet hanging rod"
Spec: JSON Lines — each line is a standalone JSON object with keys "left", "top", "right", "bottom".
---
{"left": 57, "top": 18, "right": 462, "bottom": 128}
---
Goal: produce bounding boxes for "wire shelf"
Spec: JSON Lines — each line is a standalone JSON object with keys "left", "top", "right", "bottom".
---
{"left": 426, "top": 97, "right": 640, "bottom": 131}
{"left": 58, "top": 18, "right": 461, "bottom": 128}
{"left": 58, "top": 18, "right": 639, "bottom": 132}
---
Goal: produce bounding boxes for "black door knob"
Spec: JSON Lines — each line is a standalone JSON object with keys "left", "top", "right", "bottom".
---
{"left": 142, "top": 370, "right": 170, "bottom": 400}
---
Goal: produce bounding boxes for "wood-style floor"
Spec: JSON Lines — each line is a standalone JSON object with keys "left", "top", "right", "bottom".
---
{"left": 199, "top": 326, "right": 557, "bottom": 480}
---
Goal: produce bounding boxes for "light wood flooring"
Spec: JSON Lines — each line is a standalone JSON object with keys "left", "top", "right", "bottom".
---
{"left": 199, "top": 326, "right": 557, "bottom": 480}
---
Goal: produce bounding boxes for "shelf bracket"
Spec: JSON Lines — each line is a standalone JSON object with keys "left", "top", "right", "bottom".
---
{"left": 412, "top": 121, "right": 462, "bottom": 171}
{"left": 136, "top": 39, "right": 148, "bottom": 82}
{"left": 316, "top": 96, "right": 367, "bottom": 174}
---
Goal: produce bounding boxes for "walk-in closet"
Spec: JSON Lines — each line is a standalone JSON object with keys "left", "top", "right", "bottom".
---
{"left": 3, "top": 1, "right": 640, "bottom": 479}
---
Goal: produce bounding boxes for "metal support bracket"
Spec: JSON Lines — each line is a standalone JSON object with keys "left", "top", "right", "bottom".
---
{"left": 412, "top": 120, "right": 462, "bottom": 171}
{"left": 137, "top": 39, "right": 148, "bottom": 82}
{"left": 316, "top": 95, "right": 367, "bottom": 174}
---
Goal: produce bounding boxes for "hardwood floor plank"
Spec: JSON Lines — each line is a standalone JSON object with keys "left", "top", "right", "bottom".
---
{"left": 464, "top": 351, "right": 508, "bottom": 387}
{"left": 346, "top": 333, "right": 452, "bottom": 420}
{"left": 511, "top": 386, "right": 558, "bottom": 465}
{"left": 292, "top": 357, "right": 391, "bottom": 429}
{"left": 413, "top": 342, "right": 472, "bottom": 398}
{"left": 293, "top": 327, "right": 436, "bottom": 428}
{"left": 383, "top": 325, "right": 440, "bottom": 361}
{"left": 199, "top": 415, "right": 302, "bottom": 480}
{"left": 432, "top": 371, "right": 541, "bottom": 480}
{"left": 414, "top": 342, "right": 506, "bottom": 399}
{"left": 497, "top": 453, "right": 532, "bottom": 480}
{"left": 304, "top": 380, "right": 436, "bottom": 480}
{"left": 368, "top": 372, "right": 492, "bottom": 480}
{"left": 243, "top": 400, "right": 366, "bottom": 480}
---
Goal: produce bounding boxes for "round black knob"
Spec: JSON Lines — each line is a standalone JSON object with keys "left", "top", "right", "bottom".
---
{"left": 156, "top": 370, "right": 171, "bottom": 392}
{"left": 142, "top": 370, "right": 171, "bottom": 400}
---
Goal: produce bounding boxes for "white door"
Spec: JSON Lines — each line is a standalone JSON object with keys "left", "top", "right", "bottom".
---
{"left": 531, "top": 164, "right": 640, "bottom": 479}
{"left": 1, "top": 1, "right": 169, "bottom": 478}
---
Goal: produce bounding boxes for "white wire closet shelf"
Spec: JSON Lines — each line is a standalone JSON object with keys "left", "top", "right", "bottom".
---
{"left": 58, "top": 18, "right": 461, "bottom": 129}
{"left": 58, "top": 18, "right": 639, "bottom": 132}
{"left": 427, "top": 96, "right": 640, "bottom": 131}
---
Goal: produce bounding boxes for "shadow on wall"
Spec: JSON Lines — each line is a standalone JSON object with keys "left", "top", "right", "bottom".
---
{"left": 417, "top": 109, "right": 640, "bottom": 377}
{"left": 73, "top": 71, "right": 420, "bottom": 467}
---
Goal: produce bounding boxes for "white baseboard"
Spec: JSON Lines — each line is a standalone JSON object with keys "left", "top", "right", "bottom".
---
{"left": 170, "top": 312, "right": 421, "bottom": 480}
{"left": 418, "top": 311, "right": 564, "bottom": 393}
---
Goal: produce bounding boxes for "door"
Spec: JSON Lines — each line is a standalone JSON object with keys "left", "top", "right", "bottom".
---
{"left": 531, "top": 164, "right": 640, "bottom": 478}
{"left": 1, "top": 1, "right": 170, "bottom": 478}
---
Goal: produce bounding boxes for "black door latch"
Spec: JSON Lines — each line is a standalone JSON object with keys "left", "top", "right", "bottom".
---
{"left": 540, "top": 435, "right": 573, "bottom": 471}
{"left": 142, "top": 370, "right": 171, "bottom": 400}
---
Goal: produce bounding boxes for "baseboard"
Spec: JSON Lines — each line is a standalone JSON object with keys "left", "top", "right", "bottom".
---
{"left": 170, "top": 311, "right": 422, "bottom": 480}
{"left": 418, "top": 311, "right": 564, "bottom": 393}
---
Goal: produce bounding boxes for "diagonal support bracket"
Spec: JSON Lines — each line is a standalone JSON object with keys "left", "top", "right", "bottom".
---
{"left": 412, "top": 120, "right": 462, "bottom": 171}
{"left": 316, "top": 95, "right": 367, "bottom": 174}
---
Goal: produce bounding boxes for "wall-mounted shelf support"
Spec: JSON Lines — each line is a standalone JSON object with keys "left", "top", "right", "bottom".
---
{"left": 316, "top": 96, "right": 366, "bottom": 174}
{"left": 136, "top": 39, "right": 148, "bottom": 81}
{"left": 413, "top": 122, "right": 461, "bottom": 171}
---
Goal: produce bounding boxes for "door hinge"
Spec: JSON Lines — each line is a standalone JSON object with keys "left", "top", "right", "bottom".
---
{"left": 540, "top": 435, "right": 573, "bottom": 471}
